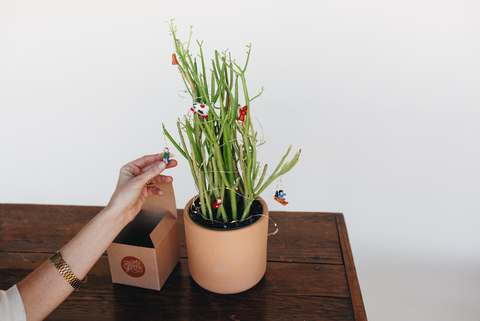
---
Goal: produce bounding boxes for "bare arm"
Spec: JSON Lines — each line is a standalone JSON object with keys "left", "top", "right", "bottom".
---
{"left": 17, "top": 154, "right": 177, "bottom": 321}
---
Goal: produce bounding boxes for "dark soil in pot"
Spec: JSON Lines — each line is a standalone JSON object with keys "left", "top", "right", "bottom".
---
{"left": 188, "top": 197, "right": 263, "bottom": 230}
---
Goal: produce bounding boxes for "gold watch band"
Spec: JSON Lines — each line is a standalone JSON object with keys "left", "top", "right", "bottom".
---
{"left": 50, "top": 252, "right": 87, "bottom": 291}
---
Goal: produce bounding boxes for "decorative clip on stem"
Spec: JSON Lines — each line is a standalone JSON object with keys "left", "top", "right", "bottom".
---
{"left": 274, "top": 177, "right": 288, "bottom": 206}
{"left": 213, "top": 197, "right": 222, "bottom": 209}
{"left": 191, "top": 102, "right": 209, "bottom": 119}
{"left": 238, "top": 106, "right": 247, "bottom": 122}
{"left": 274, "top": 189, "right": 288, "bottom": 206}
{"left": 172, "top": 53, "right": 179, "bottom": 65}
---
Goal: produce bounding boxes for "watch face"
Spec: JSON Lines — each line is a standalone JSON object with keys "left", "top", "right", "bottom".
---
{"left": 50, "top": 252, "right": 60, "bottom": 263}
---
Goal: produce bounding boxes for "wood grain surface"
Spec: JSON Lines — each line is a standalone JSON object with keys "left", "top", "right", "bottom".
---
{"left": 0, "top": 204, "right": 367, "bottom": 320}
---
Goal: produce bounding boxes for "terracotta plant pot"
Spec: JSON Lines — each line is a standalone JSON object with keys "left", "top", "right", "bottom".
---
{"left": 183, "top": 196, "right": 269, "bottom": 294}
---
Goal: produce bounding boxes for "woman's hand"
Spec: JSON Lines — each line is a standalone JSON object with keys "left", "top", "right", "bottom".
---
{"left": 107, "top": 154, "right": 178, "bottom": 223}
{"left": 16, "top": 154, "right": 178, "bottom": 321}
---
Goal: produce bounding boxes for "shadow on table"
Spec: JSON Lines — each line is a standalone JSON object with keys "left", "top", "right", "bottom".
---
{"left": 112, "top": 261, "right": 267, "bottom": 320}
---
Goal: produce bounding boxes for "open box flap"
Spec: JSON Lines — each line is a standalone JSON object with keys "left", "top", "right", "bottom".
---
{"left": 149, "top": 211, "right": 177, "bottom": 246}
{"left": 141, "top": 182, "right": 177, "bottom": 218}
{"left": 112, "top": 214, "right": 161, "bottom": 248}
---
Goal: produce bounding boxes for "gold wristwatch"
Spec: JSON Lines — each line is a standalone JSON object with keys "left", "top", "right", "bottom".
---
{"left": 50, "top": 252, "right": 87, "bottom": 291}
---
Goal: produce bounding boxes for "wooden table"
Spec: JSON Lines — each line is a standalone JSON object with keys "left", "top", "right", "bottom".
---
{"left": 0, "top": 204, "right": 367, "bottom": 320}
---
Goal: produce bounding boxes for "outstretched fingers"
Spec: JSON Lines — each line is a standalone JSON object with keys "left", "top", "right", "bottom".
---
{"left": 121, "top": 154, "right": 173, "bottom": 179}
{"left": 142, "top": 159, "right": 177, "bottom": 185}
{"left": 142, "top": 159, "right": 177, "bottom": 172}
{"left": 146, "top": 175, "right": 174, "bottom": 185}
{"left": 124, "top": 154, "right": 164, "bottom": 176}
{"left": 145, "top": 185, "right": 164, "bottom": 197}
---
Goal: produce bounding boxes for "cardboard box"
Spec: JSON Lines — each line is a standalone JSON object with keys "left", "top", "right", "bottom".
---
{"left": 107, "top": 182, "right": 180, "bottom": 291}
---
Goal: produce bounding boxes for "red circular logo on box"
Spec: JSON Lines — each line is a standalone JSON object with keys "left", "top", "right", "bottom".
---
{"left": 121, "top": 256, "right": 146, "bottom": 277}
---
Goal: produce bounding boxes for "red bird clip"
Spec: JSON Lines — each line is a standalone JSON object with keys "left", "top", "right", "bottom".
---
{"left": 213, "top": 197, "right": 222, "bottom": 209}
{"left": 238, "top": 106, "right": 247, "bottom": 122}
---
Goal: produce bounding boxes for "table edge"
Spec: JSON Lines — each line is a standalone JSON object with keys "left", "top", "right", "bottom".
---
{"left": 336, "top": 213, "right": 368, "bottom": 321}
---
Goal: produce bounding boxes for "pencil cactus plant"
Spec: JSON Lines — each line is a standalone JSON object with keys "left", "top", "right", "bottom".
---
{"left": 163, "top": 23, "right": 300, "bottom": 223}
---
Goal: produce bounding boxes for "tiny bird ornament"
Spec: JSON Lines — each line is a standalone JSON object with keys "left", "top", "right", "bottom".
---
{"left": 213, "top": 197, "right": 222, "bottom": 209}
{"left": 191, "top": 103, "right": 209, "bottom": 119}
{"left": 238, "top": 106, "right": 247, "bottom": 122}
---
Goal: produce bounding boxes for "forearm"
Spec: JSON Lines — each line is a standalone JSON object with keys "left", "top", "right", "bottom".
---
{"left": 16, "top": 155, "right": 172, "bottom": 320}
{"left": 17, "top": 205, "right": 127, "bottom": 321}
{"left": 60, "top": 204, "right": 127, "bottom": 278}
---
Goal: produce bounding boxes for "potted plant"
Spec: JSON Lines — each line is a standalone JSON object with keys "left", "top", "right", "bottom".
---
{"left": 163, "top": 22, "right": 301, "bottom": 294}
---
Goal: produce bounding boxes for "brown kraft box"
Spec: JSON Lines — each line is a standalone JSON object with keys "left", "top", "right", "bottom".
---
{"left": 107, "top": 182, "right": 180, "bottom": 291}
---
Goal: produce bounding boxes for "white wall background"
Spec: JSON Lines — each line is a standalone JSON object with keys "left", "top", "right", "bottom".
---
{"left": 1, "top": 1, "right": 479, "bottom": 320}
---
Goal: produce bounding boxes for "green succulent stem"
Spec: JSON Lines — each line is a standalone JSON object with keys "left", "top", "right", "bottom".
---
{"left": 163, "top": 21, "right": 300, "bottom": 222}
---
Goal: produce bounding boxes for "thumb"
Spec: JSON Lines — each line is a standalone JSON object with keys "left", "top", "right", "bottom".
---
{"left": 137, "top": 161, "right": 167, "bottom": 185}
